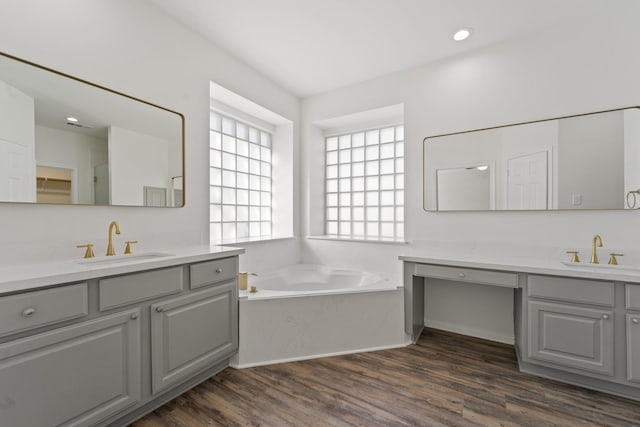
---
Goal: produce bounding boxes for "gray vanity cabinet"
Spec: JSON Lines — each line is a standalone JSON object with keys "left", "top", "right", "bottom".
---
{"left": 0, "top": 309, "right": 141, "bottom": 427}
{"left": 627, "top": 284, "right": 640, "bottom": 382}
{"left": 627, "top": 314, "right": 640, "bottom": 382}
{"left": 528, "top": 300, "right": 614, "bottom": 375}
{"left": 150, "top": 281, "right": 238, "bottom": 394}
{"left": 0, "top": 252, "right": 241, "bottom": 427}
{"left": 525, "top": 275, "right": 615, "bottom": 376}
{"left": 402, "top": 256, "right": 640, "bottom": 401}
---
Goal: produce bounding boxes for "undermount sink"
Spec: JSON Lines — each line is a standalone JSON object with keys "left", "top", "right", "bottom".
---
{"left": 76, "top": 252, "right": 173, "bottom": 266}
{"left": 561, "top": 261, "right": 640, "bottom": 273}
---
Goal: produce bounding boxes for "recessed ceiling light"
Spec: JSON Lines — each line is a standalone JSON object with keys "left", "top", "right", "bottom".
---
{"left": 453, "top": 28, "right": 473, "bottom": 41}
{"left": 477, "top": 165, "right": 489, "bottom": 171}
{"left": 66, "top": 116, "right": 79, "bottom": 123}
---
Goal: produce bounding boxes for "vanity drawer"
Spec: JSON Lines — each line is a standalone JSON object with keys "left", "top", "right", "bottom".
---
{"left": 190, "top": 257, "right": 237, "bottom": 289}
{"left": 413, "top": 264, "right": 518, "bottom": 288}
{"left": 0, "top": 283, "right": 88, "bottom": 337}
{"left": 528, "top": 275, "right": 614, "bottom": 307}
{"left": 626, "top": 284, "right": 640, "bottom": 310}
{"left": 99, "top": 267, "right": 183, "bottom": 311}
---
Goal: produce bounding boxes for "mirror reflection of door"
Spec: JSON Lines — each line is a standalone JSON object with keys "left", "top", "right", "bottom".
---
{"left": 0, "top": 141, "right": 33, "bottom": 202}
{"left": 507, "top": 151, "right": 548, "bottom": 210}
{"left": 143, "top": 186, "right": 167, "bottom": 207}
{"left": 93, "top": 163, "right": 109, "bottom": 205}
{"left": 36, "top": 165, "right": 72, "bottom": 204}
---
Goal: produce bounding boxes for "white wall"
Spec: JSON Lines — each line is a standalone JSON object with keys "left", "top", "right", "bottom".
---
{"left": 624, "top": 108, "right": 640, "bottom": 208}
{"left": 35, "top": 125, "right": 107, "bottom": 204}
{"left": 0, "top": 0, "right": 300, "bottom": 267}
{"left": 436, "top": 168, "right": 491, "bottom": 211}
{"left": 557, "top": 111, "right": 623, "bottom": 209}
{"left": 425, "top": 130, "right": 498, "bottom": 211}
{"left": 108, "top": 125, "right": 169, "bottom": 206}
{"left": 301, "top": 4, "right": 640, "bottom": 342}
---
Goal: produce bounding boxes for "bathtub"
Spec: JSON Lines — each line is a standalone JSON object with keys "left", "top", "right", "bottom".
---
{"left": 230, "top": 264, "right": 408, "bottom": 368}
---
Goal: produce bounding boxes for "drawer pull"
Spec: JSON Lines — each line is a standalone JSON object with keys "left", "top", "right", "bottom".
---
{"left": 215, "top": 268, "right": 223, "bottom": 274}
{"left": 21, "top": 307, "right": 36, "bottom": 317}
{"left": 633, "top": 318, "right": 639, "bottom": 324}
{"left": 130, "top": 313, "right": 139, "bottom": 320}
{"left": 155, "top": 307, "right": 165, "bottom": 313}
{"left": 458, "top": 272, "right": 466, "bottom": 278}
{"left": 602, "top": 314, "right": 610, "bottom": 320}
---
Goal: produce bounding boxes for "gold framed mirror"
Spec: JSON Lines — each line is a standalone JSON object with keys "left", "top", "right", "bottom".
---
{"left": 0, "top": 51, "right": 184, "bottom": 207}
{"left": 424, "top": 107, "right": 639, "bottom": 211}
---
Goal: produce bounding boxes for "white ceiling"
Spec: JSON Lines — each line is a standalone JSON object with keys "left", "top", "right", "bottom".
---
{"left": 148, "top": 0, "right": 610, "bottom": 98}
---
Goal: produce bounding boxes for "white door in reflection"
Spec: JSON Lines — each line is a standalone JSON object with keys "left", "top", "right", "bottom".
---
{"left": 507, "top": 151, "right": 548, "bottom": 210}
{"left": 0, "top": 141, "right": 33, "bottom": 202}
{"left": 93, "top": 163, "right": 109, "bottom": 205}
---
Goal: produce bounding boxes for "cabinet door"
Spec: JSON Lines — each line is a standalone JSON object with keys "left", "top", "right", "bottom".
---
{"left": 528, "top": 300, "right": 613, "bottom": 375}
{"left": 0, "top": 309, "right": 141, "bottom": 427}
{"left": 628, "top": 314, "right": 640, "bottom": 382}
{"left": 150, "top": 282, "right": 237, "bottom": 394}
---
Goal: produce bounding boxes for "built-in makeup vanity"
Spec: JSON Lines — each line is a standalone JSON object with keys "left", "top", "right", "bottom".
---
{"left": 401, "top": 254, "right": 640, "bottom": 401}
{"left": 0, "top": 245, "right": 243, "bottom": 427}
{"left": 414, "top": 104, "right": 640, "bottom": 400}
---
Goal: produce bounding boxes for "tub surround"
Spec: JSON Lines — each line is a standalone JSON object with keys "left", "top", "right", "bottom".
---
{"left": 0, "top": 246, "right": 243, "bottom": 427}
{"left": 0, "top": 244, "right": 244, "bottom": 295}
{"left": 401, "top": 246, "right": 640, "bottom": 401}
{"left": 232, "top": 264, "right": 406, "bottom": 368}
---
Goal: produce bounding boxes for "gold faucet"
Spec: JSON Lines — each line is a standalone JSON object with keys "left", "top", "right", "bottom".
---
{"left": 106, "top": 221, "right": 121, "bottom": 256}
{"left": 590, "top": 234, "right": 603, "bottom": 264}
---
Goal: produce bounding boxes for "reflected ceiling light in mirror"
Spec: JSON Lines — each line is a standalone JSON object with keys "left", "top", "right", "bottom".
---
{"left": 453, "top": 28, "right": 473, "bottom": 41}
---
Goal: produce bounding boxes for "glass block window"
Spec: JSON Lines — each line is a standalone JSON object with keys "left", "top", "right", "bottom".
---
{"left": 325, "top": 125, "right": 404, "bottom": 241}
{"left": 210, "top": 112, "right": 272, "bottom": 241}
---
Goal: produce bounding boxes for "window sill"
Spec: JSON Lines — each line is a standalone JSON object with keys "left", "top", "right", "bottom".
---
{"left": 306, "top": 235, "right": 408, "bottom": 245}
{"left": 212, "top": 235, "right": 296, "bottom": 246}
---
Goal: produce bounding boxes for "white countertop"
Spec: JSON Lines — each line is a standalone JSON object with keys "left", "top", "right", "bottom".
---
{"left": 399, "top": 251, "right": 640, "bottom": 283}
{"left": 0, "top": 245, "right": 244, "bottom": 295}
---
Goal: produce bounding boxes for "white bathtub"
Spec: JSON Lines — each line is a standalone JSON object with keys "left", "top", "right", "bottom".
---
{"left": 231, "top": 264, "right": 408, "bottom": 368}
{"left": 245, "top": 264, "right": 394, "bottom": 296}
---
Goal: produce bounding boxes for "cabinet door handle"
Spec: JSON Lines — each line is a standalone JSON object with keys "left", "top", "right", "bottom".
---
{"left": 130, "top": 313, "right": 139, "bottom": 320}
{"left": 215, "top": 267, "right": 223, "bottom": 273}
{"left": 633, "top": 318, "right": 639, "bottom": 324}
{"left": 21, "top": 307, "right": 36, "bottom": 317}
{"left": 602, "top": 314, "right": 610, "bottom": 320}
{"left": 458, "top": 272, "right": 466, "bottom": 278}
{"left": 155, "top": 307, "right": 164, "bottom": 313}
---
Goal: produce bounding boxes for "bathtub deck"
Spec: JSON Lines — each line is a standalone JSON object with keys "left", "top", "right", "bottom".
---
{"left": 133, "top": 329, "right": 640, "bottom": 426}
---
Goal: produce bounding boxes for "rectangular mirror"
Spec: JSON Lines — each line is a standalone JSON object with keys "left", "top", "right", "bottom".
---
{"left": 0, "top": 51, "right": 184, "bottom": 207}
{"left": 424, "top": 107, "right": 640, "bottom": 211}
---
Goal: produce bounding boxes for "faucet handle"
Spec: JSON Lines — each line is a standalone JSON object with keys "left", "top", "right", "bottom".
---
{"left": 124, "top": 240, "right": 138, "bottom": 254}
{"left": 77, "top": 244, "right": 95, "bottom": 259}
{"left": 565, "top": 250, "right": 580, "bottom": 263}
{"left": 608, "top": 253, "right": 624, "bottom": 265}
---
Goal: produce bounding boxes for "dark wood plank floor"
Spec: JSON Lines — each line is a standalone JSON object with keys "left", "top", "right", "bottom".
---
{"left": 133, "top": 329, "right": 640, "bottom": 426}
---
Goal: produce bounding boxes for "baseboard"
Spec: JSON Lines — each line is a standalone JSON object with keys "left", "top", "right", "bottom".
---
{"left": 230, "top": 342, "right": 410, "bottom": 369}
{"left": 425, "top": 319, "right": 514, "bottom": 345}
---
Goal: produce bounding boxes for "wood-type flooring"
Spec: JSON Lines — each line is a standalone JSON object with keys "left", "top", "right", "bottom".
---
{"left": 133, "top": 329, "right": 640, "bottom": 426}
